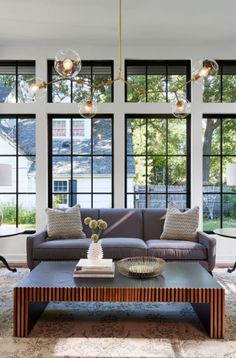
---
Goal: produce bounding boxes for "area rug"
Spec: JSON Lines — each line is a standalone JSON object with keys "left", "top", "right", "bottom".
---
{"left": 0, "top": 268, "right": 236, "bottom": 358}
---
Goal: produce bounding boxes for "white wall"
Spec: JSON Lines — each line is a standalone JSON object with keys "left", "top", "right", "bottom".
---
{"left": 1, "top": 41, "right": 236, "bottom": 264}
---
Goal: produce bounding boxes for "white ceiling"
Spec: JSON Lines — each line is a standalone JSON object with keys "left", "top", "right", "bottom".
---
{"left": 0, "top": 0, "right": 236, "bottom": 46}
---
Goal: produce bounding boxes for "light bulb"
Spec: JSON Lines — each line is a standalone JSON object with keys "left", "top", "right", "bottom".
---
{"left": 78, "top": 99, "right": 97, "bottom": 119}
{"left": 63, "top": 58, "right": 73, "bottom": 71}
{"left": 54, "top": 48, "right": 81, "bottom": 78}
{"left": 29, "top": 78, "right": 46, "bottom": 100}
{"left": 192, "top": 59, "right": 219, "bottom": 82}
{"left": 31, "top": 83, "right": 40, "bottom": 94}
{"left": 172, "top": 98, "right": 190, "bottom": 119}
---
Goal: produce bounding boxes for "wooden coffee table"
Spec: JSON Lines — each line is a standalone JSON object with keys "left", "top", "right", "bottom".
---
{"left": 14, "top": 261, "right": 224, "bottom": 338}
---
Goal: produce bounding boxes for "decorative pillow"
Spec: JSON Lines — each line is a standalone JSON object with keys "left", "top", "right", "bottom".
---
{"left": 160, "top": 203, "right": 199, "bottom": 241}
{"left": 46, "top": 204, "right": 86, "bottom": 240}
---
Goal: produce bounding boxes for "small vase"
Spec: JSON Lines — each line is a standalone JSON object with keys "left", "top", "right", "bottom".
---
{"left": 87, "top": 240, "right": 103, "bottom": 260}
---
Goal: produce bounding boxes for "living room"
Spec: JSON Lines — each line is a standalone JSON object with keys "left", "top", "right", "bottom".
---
{"left": 0, "top": 0, "right": 236, "bottom": 357}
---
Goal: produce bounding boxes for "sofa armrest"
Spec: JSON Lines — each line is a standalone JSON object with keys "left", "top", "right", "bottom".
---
{"left": 27, "top": 228, "right": 48, "bottom": 270}
{"left": 198, "top": 231, "right": 216, "bottom": 272}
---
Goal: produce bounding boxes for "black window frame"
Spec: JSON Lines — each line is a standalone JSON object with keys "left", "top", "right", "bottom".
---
{"left": 0, "top": 60, "right": 35, "bottom": 103}
{"left": 125, "top": 60, "right": 191, "bottom": 103}
{"left": 203, "top": 113, "right": 236, "bottom": 232}
{"left": 125, "top": 114, "right": 191, "bottom": 209}
{"left": 203, "top": 60, "right": 236, "bottom": 103}
{"left": 47, "top": 60, "right": 114, "bottom": 103}
{"left": 0, "top": 114, "right": 36, "bottom": 233}
{"left": 48, "top": 114, "right": 114, "bottom": 208}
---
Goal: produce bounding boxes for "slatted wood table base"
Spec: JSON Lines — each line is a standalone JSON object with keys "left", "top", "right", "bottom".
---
{"left": 14, "top": 286, "right": 224, "bottom": 338}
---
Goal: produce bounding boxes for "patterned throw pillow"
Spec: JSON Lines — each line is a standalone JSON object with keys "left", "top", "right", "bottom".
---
{"left": 160, "top": 203, "right": 199, "bottom": 241}
{"left": 46, "top": 204, "right": 86, "bottom": 240}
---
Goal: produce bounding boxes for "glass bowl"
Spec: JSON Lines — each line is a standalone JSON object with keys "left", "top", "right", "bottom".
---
{"left": 117, "top": 256, "right": 166, "bottom": 279}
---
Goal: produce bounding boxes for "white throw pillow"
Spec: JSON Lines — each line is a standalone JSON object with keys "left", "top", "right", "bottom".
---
{"left": 160, "top": 203, "right": 199, "bottom": 241}
{"left": 46, "top": 204, "right": 86, "bottom": 240}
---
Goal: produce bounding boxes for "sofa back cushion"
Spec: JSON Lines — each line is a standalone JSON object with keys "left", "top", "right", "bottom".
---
{"left": 80, "top": 209, "right": 99, "bottom": 237}
{"left": 143, "top": 208, "right": 166, "bottom": 240}
{"left": 99, "top": 209, "right": 143, "bottom": 238}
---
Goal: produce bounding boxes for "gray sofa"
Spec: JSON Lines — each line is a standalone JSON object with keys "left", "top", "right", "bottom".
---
{"left": 27, "top": 208, "right": 216, "bottom": 272}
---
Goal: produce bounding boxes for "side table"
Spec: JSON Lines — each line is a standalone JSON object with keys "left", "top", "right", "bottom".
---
{"left": 214, "top": 228, "right": 236, "bottom": 273}
{"left": 0, "top": 227, "right": 25, "bottom": 272}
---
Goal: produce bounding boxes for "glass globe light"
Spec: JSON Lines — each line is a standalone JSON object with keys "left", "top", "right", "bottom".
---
{"left": 192, "top": 59, "right": 218, "bottom": 82}
{"left": 172, "top": 98, "right": 191, "bottom": 119}
{"left": 54, "top": 48, "right": 81, "bottom": 78}
{"left": 29, "top": 77, "right": 47, "bottom": 100}
{"left": 78, "top": 99, "right": 97, "bottom": 119}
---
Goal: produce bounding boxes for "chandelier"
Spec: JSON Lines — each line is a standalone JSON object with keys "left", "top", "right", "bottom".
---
{"left": 31, "top": 0, "right": 218, "bottom": 119}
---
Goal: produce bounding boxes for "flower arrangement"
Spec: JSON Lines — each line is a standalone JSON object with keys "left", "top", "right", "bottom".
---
{"left": 84, "top": 217, "right": 108, "bottom": 242}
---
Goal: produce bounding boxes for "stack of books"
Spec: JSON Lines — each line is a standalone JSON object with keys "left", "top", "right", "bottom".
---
{"left": 73, "top": 258, "right": 115, "bottom": 278}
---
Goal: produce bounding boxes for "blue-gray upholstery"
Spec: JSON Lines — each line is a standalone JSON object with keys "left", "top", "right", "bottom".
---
{"left": 27, "top": 208, "right": 216, "bottom": 271}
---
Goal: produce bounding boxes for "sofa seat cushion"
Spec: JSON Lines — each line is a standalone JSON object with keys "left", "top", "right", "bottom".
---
{"left": 100, "top": 238, "right": 147, "bottom": 259}
{"left": 34, "top": 238, "right": 91, "bottom": 260}
{"left": 146, "top": 239, "right": 207, "bottom": 260}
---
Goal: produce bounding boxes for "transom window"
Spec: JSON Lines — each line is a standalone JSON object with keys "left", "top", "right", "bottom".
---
{"left": 48, "top": 60, "right": 114, "bottom": 103}
{"left": 126, "top": 115, "right": 190, "bottom": 209}
{"left": 125, "top": 60, "right": 191, "bottom": 103}
{"left": 0, "top": 61, "right": 35, "bottom": 103}
{"left": 203, "top": 61, "right": 236, "bottom": 103}
{"left": 203, "top": 115, "right": 236, "bottom": 231}
{"left": 48, "top": 115, "right": 113, "bottom": 208}
{"left": 0, "top": 115, "right": 36, "bottom": 230}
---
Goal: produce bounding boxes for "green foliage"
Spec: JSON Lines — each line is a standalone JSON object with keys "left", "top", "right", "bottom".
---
{"left": 2, "top": 203, "right": 35, "bottom": 225}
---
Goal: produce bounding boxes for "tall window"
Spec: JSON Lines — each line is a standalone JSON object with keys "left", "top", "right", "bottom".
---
{"left": 203, "top": 115, "right": 236, "bottom": 231}
{"left": 203, "top": 61, "right": 236, "bottom": 103}
{"left": 48, "top": 60, "right": 113, "bottom": 103}
{"left": 126, "top": 115, "right": 190, "bottom": 208}
{"left": 125, "top": 60, "right": 191, "bottom": 102}
{"left": 0, "top": 115, "right": 36, "bottom": 230}
{"left": 0, "top": 61, "right": 35, "bottom": 103}
{"left": 48, "top": 115, "right": 113, "bottom": 208}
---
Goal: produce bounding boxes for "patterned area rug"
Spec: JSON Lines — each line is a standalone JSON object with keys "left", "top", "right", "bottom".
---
{"left": 0, "top": 268, "right": 236, "bottom": 358}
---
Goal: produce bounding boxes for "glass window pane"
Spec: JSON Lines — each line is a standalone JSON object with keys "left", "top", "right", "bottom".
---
{"left": 147, "top": 193, "right": 167, "bottom": 208}
{"left": 168, "top": 118, "right": 186, "bottom": 155}
{"left": 203, "top": 193, "right": 221, "bottom": 231}
{"left": 0, "top": 194, "right": 16, "bottom": 226}
{"left": 18, "top": 74, "right": 35, "bottom": 103}
{"left": 223, "top": 194, "right": 236, "bottom": 227}
{"left": 168, "top": 157, "right": 186, "bottom": 192}
{"left": 52, "top": 76, "right": 71, "bottom": 103}
{"left": 127, "top": 118, "right": 146, "bottom": 155}
{"left": 73, "top": 157, "right": 91, "bottom": 192}
{"left": 73, "top": 76, "right": 91, "bottom": 103}
{"left": 93, "top": 118, "right": 112, "bottom": 154}
{"left": 222, "top": 75, "right": 236, "bottom": 102}
{"left": 222, "top": 118, "right": 236, "bottom": 155}
{"left": 93, "top": 194, "right": 112, "bottom": 208}
{"left": 167, "top": 194, "right": 186, "bottom": 209}
{"left": 147, "top": 156, "right": 166, "bottom": 191}
{"left": 52, "top": 118, "right": 71, "bottom": 155}
{"left": 147, "top": 119, "right": 166, "bottom": 155}
{"left": 222, "top": 157, "right": 236, "bottom": 192}
{"left": 203, "top": 75, "right": 221, "bottom": 103}
{"left": 18, "top": 157, "right": 36, "bottom": 192}
{"left": 129, "top": 157, "right": 146, "bottom": 194}
{"left": 0, "top": 118, "right": 16, "bottom": 154}
{"left": 0, "top": 74, "right": 16, "bottom": 103}
{"left": 147, "top": 75, "right": 166, "bottom": 102}
{"left": 203, "top": 156, "right": 220, "bottom": 191}
{"left": 73, "top": 118, "right": 91, "bottom": 155}
{"left": 53, "top": 156, "right": 71, "bottom": 182}
{"left": 93, "top": 74, "right": 112, "bottom": 103}
{"left": 18, "top": 194, "right": 36, "bottom": 229}
{"left": 202, "top": 118, "right": 220, "bottom": 155}
{"left": 93, "top": 157, "right": 112, "bottom": 192}
{"left": 127, "top": 193, "right": 146, "bottom": 208}
{"left": 76, "top": 194, "right": 91, "bottom": 208}
{"left": 127, "top": 75, "right": 146, "bottom": 102}
{"left": 167, "top": 74, "right": 186, "bottom": 102}
{"left": 53, "top": 194, "right": 69, "bottom": 209}
{"left": 0, "top": 158, "right": 16, "bottom": 192}
{"left": 18, "top": 118, "right": 36, "bottom": 155}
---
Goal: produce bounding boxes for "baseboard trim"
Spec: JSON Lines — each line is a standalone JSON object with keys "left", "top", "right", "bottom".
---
{"left": 0, "top": 254, "right": 26, "bottom": 263}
